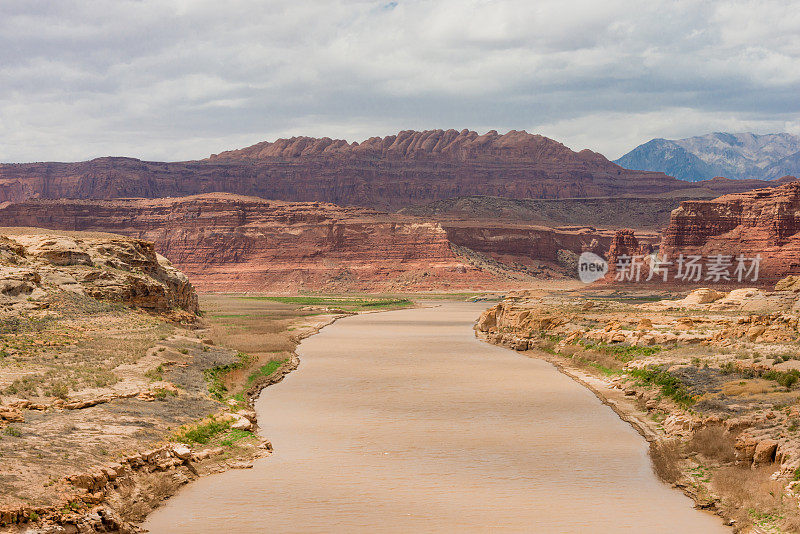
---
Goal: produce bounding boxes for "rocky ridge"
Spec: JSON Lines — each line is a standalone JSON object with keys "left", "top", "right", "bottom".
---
{"left": 0, "top": 194, "right": 634, "bottom": 291}
{"left": 0, "top": 229, "right": 197, "bottom": 316}
{"left": 660, "top": 181, "right": 800, "bottom": 283}
{"left": 0, "top": 130, "right": 785, "bottom": 211}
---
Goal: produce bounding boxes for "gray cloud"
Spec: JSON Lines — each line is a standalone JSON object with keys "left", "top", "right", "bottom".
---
{"left": 1, "top": 0, "right": 798, "bottom": 162}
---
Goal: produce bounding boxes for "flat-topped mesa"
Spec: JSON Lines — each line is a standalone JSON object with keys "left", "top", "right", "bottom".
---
{"left": 0, "top": 129, "right": 778, "bottom": 210}
{"left": 661, "top": 181, "right": 800, "bottom": 282}
{"left": 0, "top": 229, "right": 199, "bottom": 315}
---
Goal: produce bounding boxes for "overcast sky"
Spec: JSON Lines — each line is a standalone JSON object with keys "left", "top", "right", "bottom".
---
{"left": 1, "top": 0, "right": 799, "bottom": 163}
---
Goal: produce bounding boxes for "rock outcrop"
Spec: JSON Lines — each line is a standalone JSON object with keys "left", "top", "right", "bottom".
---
{"left": 661, "top": 181, "right": 800, "bottom": 283}
{"left": 0, "top": 130, "right": 781, "bottom": 211}
{"left": 0, "top": 229, "right": 198, "bottom": 314}
{"left": 0, "top": 194, "right": 628, "bottom": 291}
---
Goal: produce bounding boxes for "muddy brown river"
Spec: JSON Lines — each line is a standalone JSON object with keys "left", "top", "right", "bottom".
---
{"left": 144, "top": 302, "right": 727, "bottom": 533}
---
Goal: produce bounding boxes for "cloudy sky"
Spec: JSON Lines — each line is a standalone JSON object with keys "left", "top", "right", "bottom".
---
{"left": 1, "top": 0, "right": 799, "bottom": 162}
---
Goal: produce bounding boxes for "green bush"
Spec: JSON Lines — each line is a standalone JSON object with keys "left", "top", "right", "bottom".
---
{"left": 176, "top": 417, "right": 231, "bottom": 444}
{"left": 627, "top": 367, "right": 694, "bottom": 407}
{"left": 763, "top": 369, "right": 800, "bottom": 389}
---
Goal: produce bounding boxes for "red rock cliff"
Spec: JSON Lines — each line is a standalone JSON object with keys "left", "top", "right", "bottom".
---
{"left": 0, "top": 194, "right": 627, "bottom": 291}
{"left": 0, "top": 130, "right": 772, "bottom": 210}
{"left": 660, "top": 182, "right": 800, "bottom": 282}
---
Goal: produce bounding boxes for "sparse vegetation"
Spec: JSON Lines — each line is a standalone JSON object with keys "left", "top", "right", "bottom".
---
{"left": 175, "top": 417, "right": 231, "bottom": 445}
{"left": 687, "top": 426, "right": 736, "bottom": 462}
{"left": 243, "top": 295, "right": 412, "bottom": 311}
{"left": 247, "top": 359, "right": 288, "bottom": 385}
{"left": 649, "top": 439, "right": 683, "bottom": 484}
{"left": 627, "top": 367, "right": 695, "bottom": 407}
{"left": 203, "top": 352, "right": 254, "bottom": 400}
{"left": 221, "top": 428, "right": 253, "bottom": 447}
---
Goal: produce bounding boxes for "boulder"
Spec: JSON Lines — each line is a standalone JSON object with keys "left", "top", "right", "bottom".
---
{"left": 753, "top": 439, "right": 779, "bottom": 465}
{"left": 230, "top": 415, "right": 254, "bottom": 431}
{"left": 171, "top": 444, "right": 192, "bottom": 461}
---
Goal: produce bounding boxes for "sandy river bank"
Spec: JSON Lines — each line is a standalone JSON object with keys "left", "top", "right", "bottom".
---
{"left": 143, "top": 302, "right": 727, "bottom": 533}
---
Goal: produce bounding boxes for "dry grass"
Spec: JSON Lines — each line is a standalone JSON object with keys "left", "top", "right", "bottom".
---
{"left": 721, "top": 379, "right": 778, "bottom": 396}
{"left": 201, "top": 295, "right": 301, "bottom": 355}
{"left": 712, "top": 466, "right": 799, "bottom": 530}
{"left": 649, "top": 439, "right": 683, "bottom": 485}
{"left": 686, "top": 426, "right": 737, "bottom": 463}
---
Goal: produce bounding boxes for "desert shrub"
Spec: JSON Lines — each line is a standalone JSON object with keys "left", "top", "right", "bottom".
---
{"left": 47, "top": 381, "right": 69, "bottom": 400}
{"left": 145, "top": 365, "right": 164, "bottom": 381}
{"left": 3, "top": 375, "right": 40, "bottom": 396}
{"left": 763, "top": 369, "right": 800, "bottom": 389}
{"left": 687, "top": 426, "right": 736, "bottom": 462}
{"left": 628, "top": 367, "right": 694, "bottom": 407}
{"left": 152, "top": 388, "right": 177, "bottom": 399}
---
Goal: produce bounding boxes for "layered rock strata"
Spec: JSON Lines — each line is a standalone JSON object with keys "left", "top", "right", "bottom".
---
{"left": 660, "top": 182, "right": 800, "bottom": 282}
{"left": 0, "top": 229, "right": 197, "bottom": 314}
{"left": 0, "top": 194, "right": 628, "bottom": 291}
{"left": 0, "top": 130, "right": 781, "bottom": 210}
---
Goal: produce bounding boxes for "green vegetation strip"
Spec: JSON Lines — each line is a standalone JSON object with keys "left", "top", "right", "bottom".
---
{"left": 203, "top": 351, "right": 253, "bottom": 400}
{"left": 627, "top": 367, "right": 694, "bottom": 408}
{"left": 176, "top": 417, "right": 231, "bottom": 444}
{"left": 721, "top": 362, "right": 800, "bottom": 388}
{"left": 242, "top": 296, "right": 412, "bottom": 309}
{"left": 581, "top": 342, "right": 662, "bottom": 362}
{"left": 247, "top": 359, "right": 288, "bottom": 385}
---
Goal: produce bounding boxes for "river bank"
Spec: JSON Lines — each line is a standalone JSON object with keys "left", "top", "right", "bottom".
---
{"left": 476, "top": 288, "right": 800, "bottom": 533}
{"left": 0, "top": 293, "right": 411, "bottom": 533}
{"left": 143, "top": 302, "right": 726, "bottom": 533}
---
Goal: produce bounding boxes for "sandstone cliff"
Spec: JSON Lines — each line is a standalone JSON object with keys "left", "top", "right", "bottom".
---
{"left": 0, "top": 195, "right": 627, "bottom": 291}
{"left": 0, "top": 130, "right": 781, "bottom": 211}
{"left": 660, "top": 181, "right": 800, "bottom": 282}
{"left": 0, "top": 228, "right": 198, "bottom": 314}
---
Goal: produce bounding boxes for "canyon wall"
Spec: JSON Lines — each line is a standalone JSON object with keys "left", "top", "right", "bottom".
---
{"left": 0, "top": 130, "right": 781, "bottom": 211}
{"left": 658, "top": 182, "right": 800, "bottom": 282}
{"left": 0, "top": 194, "right": 621, "bottom": 291}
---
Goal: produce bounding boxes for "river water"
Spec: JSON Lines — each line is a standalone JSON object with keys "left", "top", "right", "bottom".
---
{"left": 143, "top": 302, "right": 727, "bottom": 533}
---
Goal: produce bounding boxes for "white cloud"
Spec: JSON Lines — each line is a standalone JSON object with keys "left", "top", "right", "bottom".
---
{"left": 0, "top": 0, "right": 798, "bottom": 162}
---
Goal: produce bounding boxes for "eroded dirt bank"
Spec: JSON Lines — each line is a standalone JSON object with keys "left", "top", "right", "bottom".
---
{"left": 476, "top": 284, "right": 800, "bottom": 533}
{"left": 0, "top": 228, "right": 410, "bottom": 533}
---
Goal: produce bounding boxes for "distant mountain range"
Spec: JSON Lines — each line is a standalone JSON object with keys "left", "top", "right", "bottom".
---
{"left": 614, "top": 132, "right": 800, "bottom": 181}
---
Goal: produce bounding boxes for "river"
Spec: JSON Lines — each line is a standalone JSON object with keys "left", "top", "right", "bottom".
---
{"left": 143, "top": 302, "right": 727, "bottom": 533}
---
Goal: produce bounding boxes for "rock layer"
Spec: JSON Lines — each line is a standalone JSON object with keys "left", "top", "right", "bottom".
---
{"left": 0, "top": 130, "right": 782, "bottom": 210}
{"left": 661, "top": 182, "right": 800, "bottom": 282}
{"left": 0, "top": 229, "right": 198, "bottom": 314}
{"left": 0, "top": 194, "right": 629, "bottom": 291}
